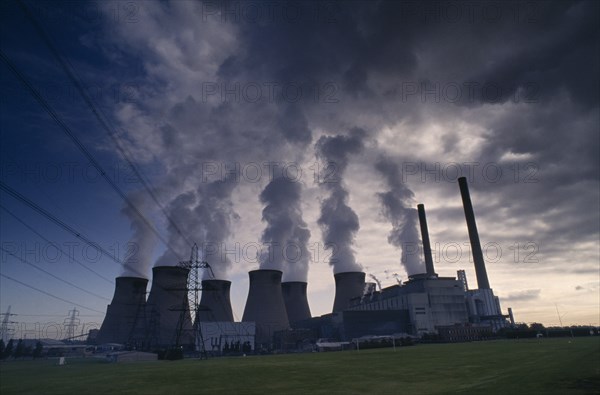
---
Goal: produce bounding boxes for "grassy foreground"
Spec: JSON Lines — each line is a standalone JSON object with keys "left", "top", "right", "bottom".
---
{"left": 1, "top": 338, "right": 599, "bottom": 394}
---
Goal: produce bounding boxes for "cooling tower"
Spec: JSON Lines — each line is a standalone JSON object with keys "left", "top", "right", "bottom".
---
{"left": 97, "top": 276, "right": 148, "bottom": 345}
{"left": 196, "top": 280, "right": 234, "bottom": 322}
{"left": 145, "top": 266, "right": 193, "bottom": 348}
{"left": 458, "top": 177, "right": 491, "bottom": 289}
{"left": 417, "top": 204, "right": 437, "bottom": 277}
{"left": 242, "top": 270, "right": 289, "bottom": 345}
{"left": 332, "top": 271, "right": 366, "bottom": 312}
{"left": 281, "top": 282, "right": 311, "bottom": 324}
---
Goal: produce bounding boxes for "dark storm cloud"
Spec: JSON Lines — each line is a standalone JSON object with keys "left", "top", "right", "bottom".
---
{"left": 465, "top": 1, "right": 599, "bottom": 108}
{"left": 99, "top": 0, "right": 597, "bottom": 301}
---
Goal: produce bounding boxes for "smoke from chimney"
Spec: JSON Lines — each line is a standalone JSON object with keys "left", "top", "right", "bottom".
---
{"left": 316, "top": 129, "right": 365, "bottom": 273}
{"left": 258, "top": 175, "right": 311, "bottom": 282}
{"left": 375, "top": 158, "right": 422, "bottom": 276}
{"left": 121, "top": 191, "right": 157, "bottom": 277}
{"left": 154, "top": 176, "right": 239, "bottom": 280}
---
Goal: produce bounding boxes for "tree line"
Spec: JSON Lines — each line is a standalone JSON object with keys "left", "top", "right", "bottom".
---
{"left": 0, "top": 339, "right": 44, "bottom": 360}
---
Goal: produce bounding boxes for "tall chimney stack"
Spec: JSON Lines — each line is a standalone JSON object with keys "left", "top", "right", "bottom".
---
{"left": 458, "top": 177, "right": 490, "bottom": 289}
{"left": 97, "top": 276, "right": 148, "bottom": 345}
{"left": 417, "top": 204, "right": 436, "bottom": 277}
{"left": 242, "top": 270, "right": 289, "bottom": 345}
{"left": 332, "top": 271, "right": 366, "bottom": 312}
{"left": 508, "top": 307, "right": 515, "bottom": 325}
{"left": 282, "top": 282, "right": 312, "bottom": 324}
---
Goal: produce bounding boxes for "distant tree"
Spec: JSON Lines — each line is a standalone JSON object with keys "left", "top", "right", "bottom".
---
{"left": 530, "top": 323, "right": 546, "bottom": 331}
{"left": 14, "top": 339, "right": 25, "bottom": 359}
{"left": 0, "top": 339, "right": 5, "bottom": 357}
{"left": 33, "top": 341, "right": 43, "bottom": 359}
{"left": 515, "top": 323, "right": 529, "bottom": 330}
{"left": 3, "top": 339, "right": 14, "bottom": 359}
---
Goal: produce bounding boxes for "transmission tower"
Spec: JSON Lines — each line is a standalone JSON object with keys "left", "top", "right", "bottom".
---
{"left": 0, "top": 306, "right": 17, "bottom": 342}
{"left": 63, "top": 308, "right": 80, "bottom": 342}
{"left": 178, "top": 243, "right": 214, "bottom": 359}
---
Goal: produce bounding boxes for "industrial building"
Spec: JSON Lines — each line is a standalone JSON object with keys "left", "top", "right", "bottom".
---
{"left": 288, "top": 177, "right": 508, "bottom": 341}
{"left": 96, "top": 177, "right": 509, "bottom": 352}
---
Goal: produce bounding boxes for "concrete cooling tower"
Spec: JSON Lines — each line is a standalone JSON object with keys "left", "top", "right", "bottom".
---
{"left": 332, "top": 271, "right": 366, "bottom": 312}
{"left": 97, "top": 276, "right": 148, "bottom": 345}
{"left": 145, "top": 266, "right": 193, "bottom": 348}
{"left": 281, "top": 281, "right": 311, "bottom": 324}
{"left": 195, "top": 279, "right": 234, "bottom": 322}
{"left": 242, "top": 269, "right": 289, "bottom": 345}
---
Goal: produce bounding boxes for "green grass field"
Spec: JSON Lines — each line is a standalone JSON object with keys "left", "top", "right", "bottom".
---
{"left": 1, "top": 338, "right": 599, "bottom": 394}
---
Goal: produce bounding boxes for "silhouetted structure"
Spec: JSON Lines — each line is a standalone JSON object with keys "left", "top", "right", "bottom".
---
{"left": 97, "top": 277, "right": 147, "bottom": 345}
{"left": 196, "top": 279, "right": 234, "bottom": 322}
{"left": 332, "top": 271, "right": 366, "bottom": 312}
{"left": 458, "top": 177, "right": 490, "bottom": 289}
{"left": 417, "top": 204, "right": 437, "bottom": 277}
{"left": 146, "top": 266, "right": 193, "bottom": 348}
{"left": 242, "top": 270, "right": 289, "bottom": 346}
{"left": 282, "top": 282, "right": 312, "bottom": 323}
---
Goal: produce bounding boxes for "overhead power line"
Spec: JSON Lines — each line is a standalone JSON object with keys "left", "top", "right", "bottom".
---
{"left": 0, "top": 49, "right": 185, "bottom": 263}
{"left": 0, "top": 204, "right": 114, "bottom": 284}
{"left": 0, "top": 246, "right": 110, "bottom": 301}
{"left": 0, "top": 182, "right": 195, "bottom": 303}
{"left": 15, "top": 0, "right": 195, "bottom": 250}
{"left": 0, "top": 181, "right": 148, "bottom": 278}
{"left": 0, "top": 273, "right": 105, "bottom": 314}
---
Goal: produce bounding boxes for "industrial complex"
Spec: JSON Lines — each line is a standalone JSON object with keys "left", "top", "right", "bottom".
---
{"left": 95, "top": 177, "right": 510, "bottom": 353}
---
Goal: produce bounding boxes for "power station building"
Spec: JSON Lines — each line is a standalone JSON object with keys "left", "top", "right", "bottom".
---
{"left": 96, "top": 177, "right": 508, "bottom": 350}
{"left": 290, "top": 177, "right": 508, "bottom": 340}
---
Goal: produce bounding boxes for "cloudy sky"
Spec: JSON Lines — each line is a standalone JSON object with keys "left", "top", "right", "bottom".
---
{"left": 1, "top": 0, "right": 598, "bottom": 337}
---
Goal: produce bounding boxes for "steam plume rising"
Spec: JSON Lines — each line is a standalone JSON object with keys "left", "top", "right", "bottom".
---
{"left": 375, "top": 158, "right": 422, "bottom": 276}
{"left": 195, "top": 177, "right": 239, "bottom": 279}
{"left": 258, "top": 174, "right": 311, "bottom": 281}
{"left": 121, "top": 191, "right": 157, "bottom": 277}
{"left": 316, "top": 129, "right": 365, "bottom": 273}
{"left": 154, "top": 175, "right": 238, "bottom": 280}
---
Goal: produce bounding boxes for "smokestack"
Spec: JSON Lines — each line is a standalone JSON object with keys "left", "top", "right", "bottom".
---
{"left": 97, "top": 277, "right": 148, "bottom": 345}
{"left": 196, "top": 280, "right": 234, "bottom": 322}
{"left": 332, "top": 271, "right": 366, "bottom": 312}
{"left": 242, "top": 270, "right": 289, "bottom": 345}
{"left": 458, "top": 177, "right": 491, "bottom": 289}
{"left": 281, "top": 282, "right": 311, "bottom": 324}
{"left": 508, "top": 307, "right": 515, "bottom": 325}
{"left": 146, "top": 266, "right": 193, "bottom": 347}
{"left": 417, "top": 204, "right": 436, "bottom": 277}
